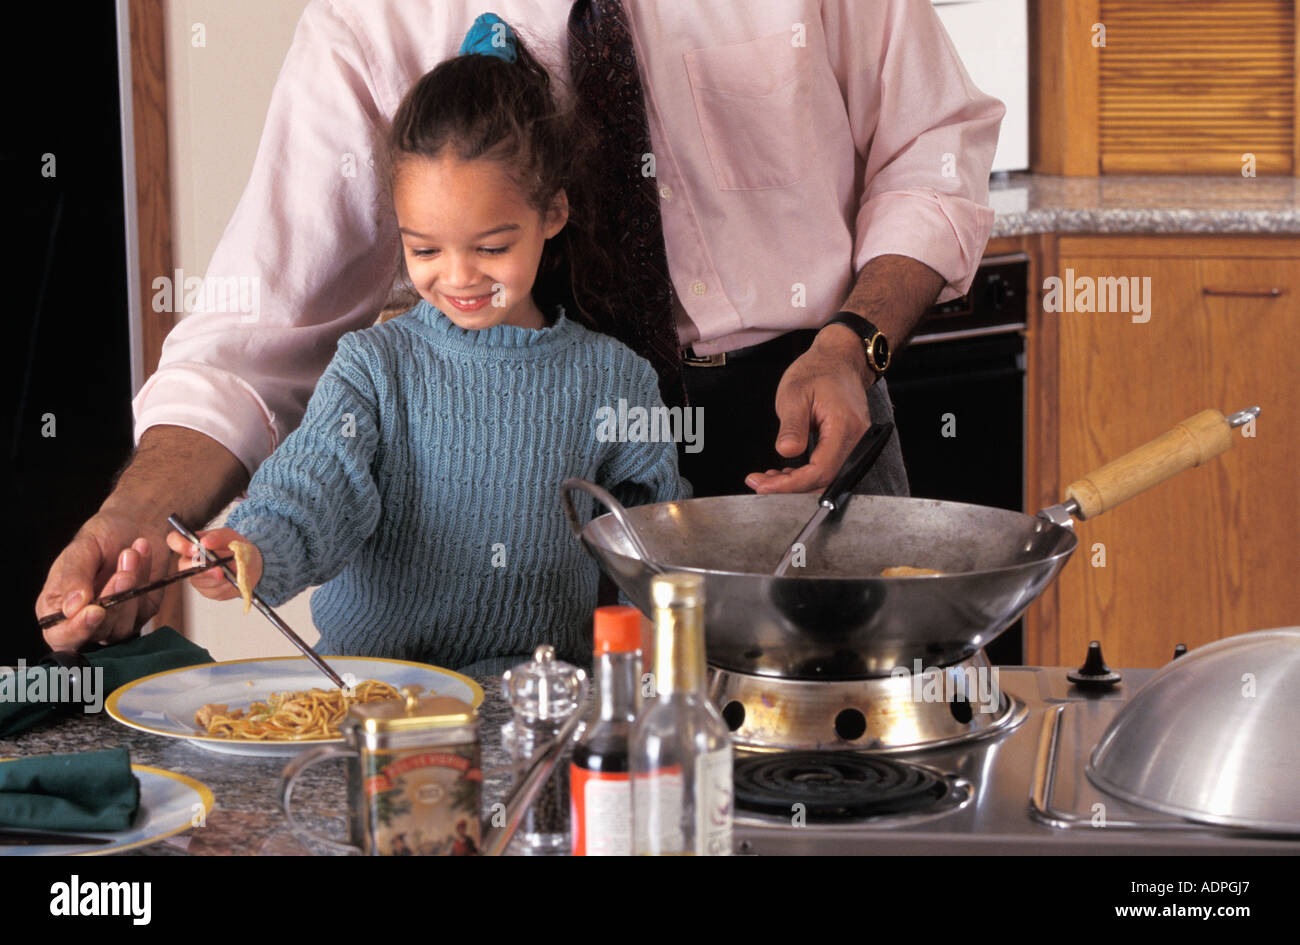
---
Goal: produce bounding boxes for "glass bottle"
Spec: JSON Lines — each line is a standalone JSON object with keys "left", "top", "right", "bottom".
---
{"left": 500, "top": 645, "right": 584, "bottom": 855}
{"left": 630, "top": 572, "right": 733, "bottom": 855}
{"left": 570, "top": 606, "right": 644, "bottom": 856}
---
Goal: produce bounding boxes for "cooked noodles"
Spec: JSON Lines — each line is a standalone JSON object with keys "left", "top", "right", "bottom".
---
{"left": 229, "top": 540, "right": 256, "bottom": 613}
{"left": 195, "top": 679, "right": 404, "bottom": 740}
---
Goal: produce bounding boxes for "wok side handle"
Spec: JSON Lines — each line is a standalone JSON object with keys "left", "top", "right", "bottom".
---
{"left": 1063, "top": 407, "right": 1257, "bottom": 520}
{"left": 559, "top": 478, "right": 661, "bottom": 571}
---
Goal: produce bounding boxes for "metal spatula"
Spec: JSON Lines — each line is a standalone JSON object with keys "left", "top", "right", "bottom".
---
{"left": 773, "top": 421, "right": 895, "bottom": 577}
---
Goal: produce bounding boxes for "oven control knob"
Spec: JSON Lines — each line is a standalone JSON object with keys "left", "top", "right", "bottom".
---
{"left": 1067, "top": 640, "right": 1122, "bottom": 690}
{"left": 984, "top": 275, "right": 1012, "bottom": 312}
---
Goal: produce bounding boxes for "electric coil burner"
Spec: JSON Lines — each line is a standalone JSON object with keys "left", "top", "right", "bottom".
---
{"left": 733, "top": 752, "right": 968, "bottom": 821}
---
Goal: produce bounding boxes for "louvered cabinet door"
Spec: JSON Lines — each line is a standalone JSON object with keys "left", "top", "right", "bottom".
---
{"left": 1034, "top": 0, "right": 1300, "bottom": 175}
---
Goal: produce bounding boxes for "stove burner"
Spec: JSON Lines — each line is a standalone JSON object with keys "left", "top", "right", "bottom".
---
{"left": 734, "top": 752, "right": 948, "bottom": 820}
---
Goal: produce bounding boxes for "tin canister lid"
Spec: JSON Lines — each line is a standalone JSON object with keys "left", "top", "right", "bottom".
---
{"left": 345, "top": 689, "right": 477, "bottom": 735}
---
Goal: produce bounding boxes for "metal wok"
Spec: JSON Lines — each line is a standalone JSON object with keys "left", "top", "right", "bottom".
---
{"left": 561, "top": 408, "right": 1258, "bottom": 680}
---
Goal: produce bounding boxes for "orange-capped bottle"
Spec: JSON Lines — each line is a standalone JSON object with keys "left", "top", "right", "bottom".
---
{"left": 570, "top": 606, "right": 643, "bottom": 856}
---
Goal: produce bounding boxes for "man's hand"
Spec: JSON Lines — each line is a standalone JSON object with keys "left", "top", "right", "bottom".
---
{"left": 38, "top": 512, "right": 170, "bottom": 648}
{"left": 35, "top": 425, "right": 251, "bottom": 649}
{"left": 744, "top": 324, "right": 874, "bottom": 494}
{"left": 745, "top": 255, "right": 945, "bottom": 494}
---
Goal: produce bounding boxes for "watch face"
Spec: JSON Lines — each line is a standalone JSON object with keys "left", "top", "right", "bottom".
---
{"left": 870, "top": 334, "right": 890, "bottom": 370}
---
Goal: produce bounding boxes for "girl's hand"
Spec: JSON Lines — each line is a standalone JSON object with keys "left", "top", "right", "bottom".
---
{"left": 165, "top": 527, "right": 263, "bottom": 603}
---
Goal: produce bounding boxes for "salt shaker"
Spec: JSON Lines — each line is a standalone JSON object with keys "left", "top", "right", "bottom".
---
{"left": 500, "top": 645, "right": 586, "bottom": 855}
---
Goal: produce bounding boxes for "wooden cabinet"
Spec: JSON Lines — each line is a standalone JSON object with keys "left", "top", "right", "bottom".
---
{"left": 1021, "top": 235, "right": 1300, "bottom": 667}
{"left": 1032, "top": 0, "right": 1300, "bottom": 175}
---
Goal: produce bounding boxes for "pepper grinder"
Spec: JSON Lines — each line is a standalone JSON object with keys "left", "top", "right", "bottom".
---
{"left": 501, "top": 645, "right": 585, "bottom": 855}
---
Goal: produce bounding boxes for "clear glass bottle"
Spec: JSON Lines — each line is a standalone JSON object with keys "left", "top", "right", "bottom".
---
{"left": 630, "top": 572, "right": 733, "bottom": 855}
{"left": 500, "top": 645, "right": 584, "bottom": 855}
{"left": 570, "top": 606, "right": 644, "bottom": 856}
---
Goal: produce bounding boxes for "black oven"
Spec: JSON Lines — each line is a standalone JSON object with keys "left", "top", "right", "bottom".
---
{"left": 885, "top": 255, "right": 1028, "bottom": 664}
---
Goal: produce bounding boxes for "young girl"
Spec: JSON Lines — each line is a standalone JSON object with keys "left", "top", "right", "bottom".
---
{"left": 167, "top": 14, "right": 684, "bottom": 675}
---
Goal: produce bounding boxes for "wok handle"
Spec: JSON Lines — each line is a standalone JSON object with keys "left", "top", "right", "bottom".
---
{"left": 1063, "top": 407, "right": 1253, "bottom": 520}
{"left": 559, "top": 478, "right": 661, "bottom": 571}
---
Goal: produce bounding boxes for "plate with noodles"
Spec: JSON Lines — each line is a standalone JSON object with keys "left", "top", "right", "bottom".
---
{"left": 105, "top": 656, "right": 484, "bottom": 757}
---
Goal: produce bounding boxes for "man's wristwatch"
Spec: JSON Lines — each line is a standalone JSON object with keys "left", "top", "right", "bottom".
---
{"left": 823, "top": 311, "right": 891, "bottom": 377}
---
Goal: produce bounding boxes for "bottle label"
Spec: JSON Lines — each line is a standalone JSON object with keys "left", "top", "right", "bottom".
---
{"left": 635, "top": 765, "right": 685, "bottom": 853}
{"left": 570, "top": 764, "right": 632, "bottom": 856}
{"left": 634, "top": 749, "right": 733, "bottom": 855}
{"left": 696, "top": 746, "right": 734, "bottom": 856}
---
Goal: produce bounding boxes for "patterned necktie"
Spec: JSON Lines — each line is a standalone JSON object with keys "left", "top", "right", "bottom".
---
{"left": 568, "top": 0, "right": 685, "bottom": 408}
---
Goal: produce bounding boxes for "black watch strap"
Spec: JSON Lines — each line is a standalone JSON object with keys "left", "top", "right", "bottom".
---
{"left": 824, "top": 311, "right": 891, "bottom": 375}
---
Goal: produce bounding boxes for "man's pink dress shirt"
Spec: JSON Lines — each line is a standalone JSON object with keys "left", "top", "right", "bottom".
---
{"left": 133, "top": 0, "right": 1003, "bottom": 475}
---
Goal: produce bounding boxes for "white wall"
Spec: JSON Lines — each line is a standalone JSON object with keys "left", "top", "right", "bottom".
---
{"left": 164, "top": 0, "right": 317, "bottom": 659}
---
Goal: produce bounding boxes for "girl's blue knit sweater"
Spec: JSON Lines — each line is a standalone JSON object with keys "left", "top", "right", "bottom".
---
{"left": 226, "top": 300, "right": 685, "bottom": 668}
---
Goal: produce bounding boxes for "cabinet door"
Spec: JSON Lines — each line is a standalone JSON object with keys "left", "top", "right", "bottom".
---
{"left": 1047, "top": 246, "right": 1299, "bottom": 667}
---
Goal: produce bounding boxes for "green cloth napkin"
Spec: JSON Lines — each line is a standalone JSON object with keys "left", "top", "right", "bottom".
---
{"left": 0, "top": 747, "right": 140, "bottom": 831}
{"left": 0, "top": 627, "right": 213, "bottom": 737}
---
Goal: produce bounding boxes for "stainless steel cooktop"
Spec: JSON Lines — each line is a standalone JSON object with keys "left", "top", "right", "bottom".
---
{"left": 733, "top": 667, "right": 1298, "bottom": 855}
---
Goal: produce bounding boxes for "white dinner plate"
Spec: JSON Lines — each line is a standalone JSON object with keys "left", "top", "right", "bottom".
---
{"left": 0, "top": 763, "right": 214, "bottom": 856}
{"left": 105, "top": 656, "right": 483, "bottom": 757}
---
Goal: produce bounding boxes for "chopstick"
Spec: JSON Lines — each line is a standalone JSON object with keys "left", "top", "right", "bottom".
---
{"left": 167, "top": 514, "right": 347, "bottom": 689}
{"left": 36, "top": 556, "right": 235, "bottom": 630}
{"left": 0, "top": 827, "right": 111, "bottom": 846}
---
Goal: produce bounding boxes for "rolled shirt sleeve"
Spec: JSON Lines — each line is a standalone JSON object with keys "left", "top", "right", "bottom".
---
{"left": 132, "top": 1, "right": 400, "bottom": 476}
{"left": 823, "top": 0, "right": 1005, "bottom": 302}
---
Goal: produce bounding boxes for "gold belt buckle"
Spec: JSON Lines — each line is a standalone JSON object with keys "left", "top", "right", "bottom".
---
{"left": 682, "top": 347, "right": 727, "bottom": 367}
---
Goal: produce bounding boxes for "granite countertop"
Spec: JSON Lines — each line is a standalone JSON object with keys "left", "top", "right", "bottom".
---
{"left": 0, "top": 674, "right": 530, "bottom": 856}
{"left": 989, "top": 172, "right": 1300, "bottom": 236}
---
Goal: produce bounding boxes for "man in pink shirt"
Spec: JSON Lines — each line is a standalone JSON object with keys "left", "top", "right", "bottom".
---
{"left": 39, "top": 0, "right": 1001, "bottom": 647}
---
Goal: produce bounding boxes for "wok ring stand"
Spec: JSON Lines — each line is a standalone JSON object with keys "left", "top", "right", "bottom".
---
{"left": 708, "top": 651, "right": 1027, "bottom": 754}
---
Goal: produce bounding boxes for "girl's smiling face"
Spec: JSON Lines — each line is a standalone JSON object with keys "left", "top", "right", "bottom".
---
{"left": 394, "top": 153, "right": 568, "bottom": 331}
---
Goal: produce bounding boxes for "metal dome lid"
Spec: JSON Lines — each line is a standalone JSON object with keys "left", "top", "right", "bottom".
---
{"left": 1086, "top": 627, "right": 1300, "bottom": 833}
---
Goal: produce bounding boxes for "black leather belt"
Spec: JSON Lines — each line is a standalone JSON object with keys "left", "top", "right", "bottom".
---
{"left": 681, "top": 329, "right": 819, "bottom": 368}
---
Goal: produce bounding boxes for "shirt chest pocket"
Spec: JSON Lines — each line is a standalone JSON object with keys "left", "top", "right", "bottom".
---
{"left": 684, "top": 30, "right": 824, "bottom": 191}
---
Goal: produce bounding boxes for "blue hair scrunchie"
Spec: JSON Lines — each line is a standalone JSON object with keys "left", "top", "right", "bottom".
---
{"left": 459, "top": 12, "right": 518, "bottom": 63}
